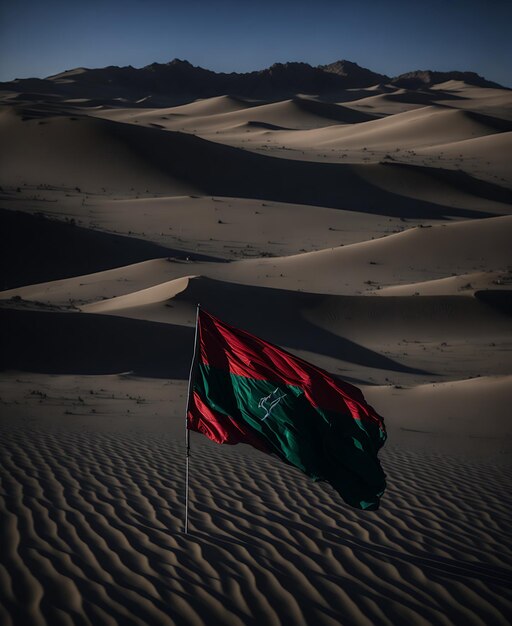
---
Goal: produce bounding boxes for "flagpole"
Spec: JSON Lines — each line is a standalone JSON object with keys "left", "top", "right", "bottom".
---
{"left": 184, "top": 303, "right": 200, "bottom": 534}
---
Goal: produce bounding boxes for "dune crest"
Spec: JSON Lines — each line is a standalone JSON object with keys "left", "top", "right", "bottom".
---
{"left": 81, "top": 276, "right": 194, "bottom": 313}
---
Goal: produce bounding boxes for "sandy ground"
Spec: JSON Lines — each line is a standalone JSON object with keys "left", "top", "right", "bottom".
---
{"left": 1, "top": 78, "right": 511, "bottom": 625}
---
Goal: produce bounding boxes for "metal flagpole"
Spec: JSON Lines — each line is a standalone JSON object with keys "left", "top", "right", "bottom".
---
{"left": 184, "top": 304, "right": 201, "bottom": 534}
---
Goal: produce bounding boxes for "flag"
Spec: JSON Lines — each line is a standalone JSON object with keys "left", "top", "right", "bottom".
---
{"left": 187, "top": 308, "right": 387, "bottom": 510}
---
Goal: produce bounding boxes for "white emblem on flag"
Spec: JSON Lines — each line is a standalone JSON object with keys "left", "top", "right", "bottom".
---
{"left": 258, "top": 388, "right": 287, "bottom": 421}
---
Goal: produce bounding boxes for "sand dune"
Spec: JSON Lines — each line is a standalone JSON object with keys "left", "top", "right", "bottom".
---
{"left": 276, "top": 106, "right": 511, "bottom": 150}
{"left": 341, "top": 92, "right": 425, "bottom": 115}
{"left": 82, "top": 276, "right": 193, "bottom": 313}
{"left": 81, "top": 274, "right": 512, "bottom": 343}
{"left": 416, "top": 131, "right": 512, "bottom": 183}
{"left": 166, "top": 94, "right": 257, "bottom": 115}
{"left": 351, "top": 162, "right": 510, "bottom": 214}
{"left": 364, "top": 375, "right": 512, "bottom": 454}
{"left": 376, "top": 270, "right": 511, "bottom": 296}
{"left": 3, "top": 273, "right": 506, "bottom": 388}
{"left": 73, "top": 195, "right": 410, "bottom": 260}
{"left": 0, "top": 208, "right": 218, "bottom": 290}
{"left": 426, "top": 82, "right": 512, "bottom": 107}
{"left": 340, "top": 88, "right": 457, "bottom": 116}
{"left": 210, "top": 215, "right": 512, "bottom": 295}
{"left": 90, "top": 95, "right": 258, "bottom": 125}
{"left": 0, "top": 108, "right": 196, "bottom": 194}
{"left": 98, "top": 97, "right": 380, "bottom": 133}
{"left": 0, "top": 258, "right": 178, "bottom": 306}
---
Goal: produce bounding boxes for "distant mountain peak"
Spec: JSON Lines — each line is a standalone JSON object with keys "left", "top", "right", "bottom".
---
{"left": 391, "top": 69, "right": 503, "bottom": 89}
{"left": 321, "top": 60, "right": 389, "bottom": 83}
{"left": 269, "top": 61, "right": 312, "bottom": 69}
{"left": 323, "top": 60, "right": 365, "bottom": 73}
{"left": 167, "top": 58, "right": 194, "bottom": 67}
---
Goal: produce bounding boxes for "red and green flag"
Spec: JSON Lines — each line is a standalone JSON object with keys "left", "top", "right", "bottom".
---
{"left": 187, "top": 309, "right": 387, "bottom": 510}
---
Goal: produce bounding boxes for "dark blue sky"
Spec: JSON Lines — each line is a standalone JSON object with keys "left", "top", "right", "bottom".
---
{"left": 1, "top": 0, "right": 510, "bottom": 86}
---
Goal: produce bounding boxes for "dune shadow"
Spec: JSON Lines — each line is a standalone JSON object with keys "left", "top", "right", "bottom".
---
{"left": 382, "top": 162, "right": 512, "bottom": 206}
{"left": 175, "top": 278, "right": 431, "bottom": 376}
{"left": 234, "top": 314, "right": 427, "bottom": 376}
{"left": 475, "top": 289, "right": 512, "bottom": 316}
{"left": 385, "top": 90, "right": 467, "bottom": 104}
{"left": 0, "top": 293, "right": 428, "bottom": 378}
{"left": 293, "top": 97, "right": 378, "bottom": 123}
{"left": 0, "top": 208, "right": 224, "bottom": 291}
{"left": 0, "top": 309, "right": 194, "bottom": 378}
{"left": 246, "top": 120, "right": 292, "bottom": 131}
{"left": 108, "top": 122, "right": 502, "bottom": 219}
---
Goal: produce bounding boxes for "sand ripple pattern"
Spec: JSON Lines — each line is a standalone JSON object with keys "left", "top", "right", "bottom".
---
{"left": 1, "top": 428, "right": 511, "bottom": 626}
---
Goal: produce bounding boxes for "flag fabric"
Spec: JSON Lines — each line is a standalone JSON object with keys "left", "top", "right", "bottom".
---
{"left": 187, "top": 309, "right": 387, "bottom": 510}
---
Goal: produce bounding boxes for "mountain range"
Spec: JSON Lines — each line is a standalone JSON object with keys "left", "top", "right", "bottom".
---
{"left": 0, "top": 59, "right": 504, "bottom": 101}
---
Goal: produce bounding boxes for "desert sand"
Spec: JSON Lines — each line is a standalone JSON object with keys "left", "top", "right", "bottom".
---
{"left": 1, "top": 69, "right": 511, "bottom": 626}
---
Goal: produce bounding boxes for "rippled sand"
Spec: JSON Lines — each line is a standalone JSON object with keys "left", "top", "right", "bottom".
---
{"left": 1, "top": 421, "right": 511, "bottom": 626}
